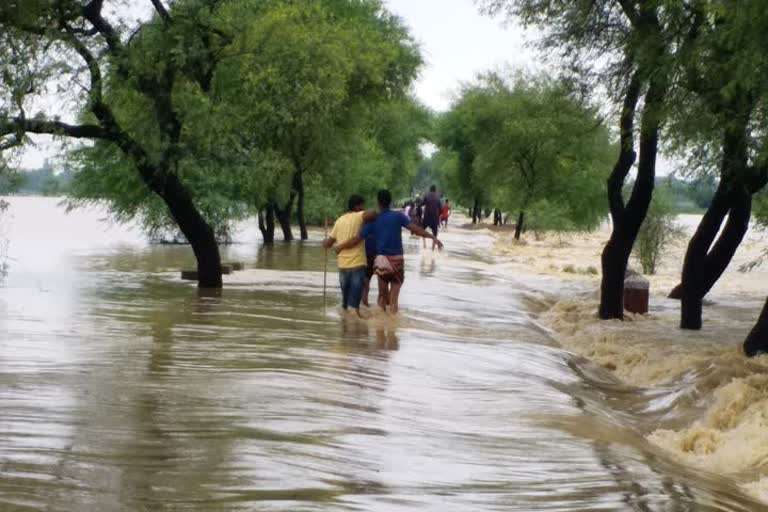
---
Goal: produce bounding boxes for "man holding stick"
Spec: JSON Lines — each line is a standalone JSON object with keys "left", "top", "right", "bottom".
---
{"left": 322, "top": 195, "right": 377, "bottom": 316}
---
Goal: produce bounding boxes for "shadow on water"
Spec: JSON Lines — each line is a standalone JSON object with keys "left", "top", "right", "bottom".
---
{"left": 0, "top": 198, "right": 765, "bottom": 511}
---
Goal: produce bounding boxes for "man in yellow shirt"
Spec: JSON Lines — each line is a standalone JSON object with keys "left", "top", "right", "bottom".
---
{"left": 322, "top": 195, "right": 376, "bottom": 315}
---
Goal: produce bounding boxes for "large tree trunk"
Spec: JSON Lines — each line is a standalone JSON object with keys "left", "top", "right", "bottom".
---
{"left": 745, "top": 298, "right": 768, "bottom": 357}
{"left": 678, "top": 184, "right": 751, "bottom": 329}
{"left": 599, "top": 73, "right": 643, "bottom": 320}
{"left": 293, "top": 163, "right": 308, "bottom": 241}
{"left": 601, "top": 2, "right": 669, "bottom": 320}
{"left": 275, "top": 198, "right": 294, "bottom": 242}
{"left": 472, "top": 197, "right": 481, "bottom": 224}
{"left": 258, "top": 204, "right": 276, "bottom": 245}
{"left": 600, "top": 77, "right": 662, "bottom": 319}
{"left": 676, "top": 108, "right": 753, "bottom": 329}
{"left": 161, "top": 173, "right": 223, "bottom": 288}
{"left": 678, "top": 181, "right": 731, "bottom": 328}
{"left": 514, "top": 210, "right": 525, "bottom": 240}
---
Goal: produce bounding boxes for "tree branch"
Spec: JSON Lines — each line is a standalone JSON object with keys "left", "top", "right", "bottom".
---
{"left": 607, "top": 69, "right": 641, "bottom": 220}
{"left": 0, "top": 118, "right": 106, "bottom": 139}
{"left": 0, "top": 135, "right": 22, "bottom": 152}
{"left": 616, "top": 0, "right": 640, "bottom": 27}
{"left": 62, "top": 25, "right": 104, "bottom": 107}
{"left": 69, "top": 26, "right": 100, "bottom": 36}
{"left": 82, "top": 0, "right": 124, "bottom": 59}
{"left": 150, "top": 0, "right": 171, "bottom": 24}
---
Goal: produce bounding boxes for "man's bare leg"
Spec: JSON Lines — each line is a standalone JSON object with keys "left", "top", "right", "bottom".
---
{"left": 389, "top": 282, "right": 403, "bottom": 315}
{"left": 377, "top": 276, "right": 389, "bottom": 311}
{"left": 362, "top": 277, "right": 371, "bottom": 308}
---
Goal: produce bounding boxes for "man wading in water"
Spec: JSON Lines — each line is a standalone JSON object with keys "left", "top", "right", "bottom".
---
{"left": 323, "top": 195, "right": 377, "bottom": 317}
{"left": 422, "top": 185, "right": 442, "bottom": 250}
{"left": 335, "top": 190, "right": 443, "bottom": 315}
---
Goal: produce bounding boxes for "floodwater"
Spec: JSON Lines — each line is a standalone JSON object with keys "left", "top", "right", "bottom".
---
{"left": 0, "top": 196, "right": 766, "bottom": 511}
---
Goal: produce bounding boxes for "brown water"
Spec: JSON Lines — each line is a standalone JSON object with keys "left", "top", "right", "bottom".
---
{"left": 0, "top": 196, "right": 765, "bottom": 511}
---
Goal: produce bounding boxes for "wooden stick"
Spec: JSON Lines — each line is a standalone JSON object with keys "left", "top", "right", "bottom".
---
{"left": 323, "top": 216, "right": 328, "bottom": 311}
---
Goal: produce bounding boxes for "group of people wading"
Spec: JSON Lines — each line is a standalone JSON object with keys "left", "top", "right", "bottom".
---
{"left": 323, "top": 188, "right": 445, "bottom": 317}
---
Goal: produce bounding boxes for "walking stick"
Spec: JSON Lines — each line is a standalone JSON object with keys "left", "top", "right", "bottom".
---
{"left": 323, "top": 216, "right": 328, "bottom": 311}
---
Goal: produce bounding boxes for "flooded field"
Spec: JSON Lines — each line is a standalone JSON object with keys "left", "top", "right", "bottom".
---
{"left": 1, "top": 197, "right": 767, "bottom": 511}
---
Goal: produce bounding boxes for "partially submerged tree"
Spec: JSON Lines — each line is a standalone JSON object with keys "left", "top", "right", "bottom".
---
{"left": 219, "top": 0, "right": 422, "bottom": 242}
{"left": 435, "top": 96, "right": 486, "bottom": 224}
{"left": 301, "top": 97, "right": 431, "bottom": 226}
{"left": 463, "top": 74, "right": 612, "bottom": 240}
{"left": 437, "top": 73, "right": 612, "bottom": 237}
{"left": 4, "top": 0, "right": 423, "bottom": 259}
{"left": 663, "top": 1, "right": 768, "bottom": 330}
{"left": 480, "top": 0, "right": 676, "bottom": 319}
{"left": 0, "top": 0, "right": 234, "bottom": 287}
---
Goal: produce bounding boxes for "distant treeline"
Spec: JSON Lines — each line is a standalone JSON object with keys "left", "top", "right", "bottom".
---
{"left": 625, "top": 176, "right": 717, "bottom": 215}
{"left": 0, "top": 164, "right": 74, "bottom": 196}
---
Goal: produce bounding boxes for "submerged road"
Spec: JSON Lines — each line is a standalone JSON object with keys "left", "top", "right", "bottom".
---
{"left": 0, "top": 197, "right": 763, "bottom": 511}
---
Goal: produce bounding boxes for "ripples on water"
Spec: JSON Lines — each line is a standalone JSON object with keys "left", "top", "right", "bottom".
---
{"left": 0, "top": 197, "right": 765, "bottom": 511}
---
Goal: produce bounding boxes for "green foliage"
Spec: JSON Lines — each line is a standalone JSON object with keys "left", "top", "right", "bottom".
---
{"left": 437, "top": 72, "right": 613, "bottom": 234}
{"left": 661, "top": 1, "right": 768, "bottom": 188}
{"left": 0, "top": 169, "right": 22, "bottom": 194}
{"left": 625, "top": 176, "right": 718, "bottom": 214}
{"left": 633, "top": 190, "right": 685, "bottom": 275}
{"left": 65, "top": 0, "right": 424, "bottom": 239}
{"left": 214, "top": 0, "right": 423, "bottom": 218}
{"left": 2, "top": 162, "right": 74, "bottom": 196}
{"left": 477, "top": 0, "right": 640, "bottom": 102}
{"left": 526, "top": 200, "right": 575, "bottom": 237}
{"left": 299, "top": 96, "right": 431, "bottom": 222}
{"left": 67, "top": 140, "right": 285, "bottom": 243}
{"left": 435, "top": 101, "right": 484, "bottom": 209}
{"left": 657, "top": 176, "right": 716, "bottom": 213}
{"left": 753, "top": 188, "right": 768, "bottom": 231}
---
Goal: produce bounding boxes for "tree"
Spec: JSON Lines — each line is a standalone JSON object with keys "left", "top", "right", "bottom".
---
{"left": 435, "top": 94, "right": 486, "bottom": 224}
{"left": 44, "top": 0, "right": 422, "bottom": 252}
{"left": 301, "top": 98, "right": 431, "bottom": 225}
{"left": 663, "top": 1, "right": 768, "bottom": 330}
{"left": 479, "top": 0, "right": 677, "bottom": 319}
{"left": 216, "top": 0, "right": 422, "bottom": 242}
{"left": 0, "top": 0, "right": 234, "bottom": 287}
{"left": 437, "top": 73, "right": 612, "bottom": 238}
{"left": 475, "top": 74, "right": 611, "bottom": 239}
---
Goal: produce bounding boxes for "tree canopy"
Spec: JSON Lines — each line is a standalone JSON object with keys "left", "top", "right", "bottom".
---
{"left": 437, "top": 73, "right": 613, "bottom": 237}
{"left": 60, "top": 0, "right": 425, "bottom": 244}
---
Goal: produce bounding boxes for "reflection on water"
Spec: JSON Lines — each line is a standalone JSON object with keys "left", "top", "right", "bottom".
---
{"left": 0, "top": 197, "right": 765, "bottom": 511}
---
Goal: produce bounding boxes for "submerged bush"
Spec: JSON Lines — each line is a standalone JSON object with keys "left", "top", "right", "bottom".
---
{"left": 634, "top": 190, "right": 685, "bottom": 274}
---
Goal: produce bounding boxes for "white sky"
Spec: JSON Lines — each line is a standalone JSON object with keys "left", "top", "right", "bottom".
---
{"left": 385, "top": 0, "right": 535, "bottom": 112}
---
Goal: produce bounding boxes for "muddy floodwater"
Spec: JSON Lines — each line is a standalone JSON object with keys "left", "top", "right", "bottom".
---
{"left": 1, "top": 196, "right": 767, "bottom": 511}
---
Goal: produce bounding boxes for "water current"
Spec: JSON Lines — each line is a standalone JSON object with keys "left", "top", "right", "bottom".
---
{"left": 1, "top": 196, "right": 766, "bottom": 511}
